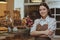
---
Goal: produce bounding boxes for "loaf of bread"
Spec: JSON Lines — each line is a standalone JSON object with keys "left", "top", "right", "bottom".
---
{"left": 0, "top": 27, "right": 8, "bottom": 33}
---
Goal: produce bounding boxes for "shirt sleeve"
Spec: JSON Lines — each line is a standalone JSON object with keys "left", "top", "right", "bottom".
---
{"left": 48, "top": 18, "right": 56, "bottom": 32}
{"left": 30, "top": 19, "right": 39, "bottom": 32}
{"left": 47, "top": 18, "right": 56, "bottom": 38}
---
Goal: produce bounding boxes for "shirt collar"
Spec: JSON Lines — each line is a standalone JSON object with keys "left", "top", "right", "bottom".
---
{"left": 40, "top": 16, "right": 50, "bottom": 21}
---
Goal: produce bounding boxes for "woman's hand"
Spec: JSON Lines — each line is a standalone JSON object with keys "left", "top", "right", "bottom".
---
{"left": 48, "top": 30, "right": 54, "bottom": 36}
{"left": 44, "top": 29, "right": 53, "bottom": 36}
{"left": 44, "top": 30, "right": 50, "bottom": 35}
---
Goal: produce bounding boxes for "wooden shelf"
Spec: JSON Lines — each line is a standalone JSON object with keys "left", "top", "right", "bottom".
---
{"left": 24, "top": 2, "right": 41, "bottom": 5}
{"left": 24, "top": 0, "right": 43, "bottom": 17}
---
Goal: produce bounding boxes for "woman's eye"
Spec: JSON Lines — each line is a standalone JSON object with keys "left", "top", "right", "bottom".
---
{"left": 39, "top": 9, "right": 45, "bottom": 11}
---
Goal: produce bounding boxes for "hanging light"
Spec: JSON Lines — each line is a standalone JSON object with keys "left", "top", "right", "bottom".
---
{"left": 0, "top": 1, "right": 7, "bottom": 4}
{"left": 31, "top": 0, "right": 42, "bottom": 2}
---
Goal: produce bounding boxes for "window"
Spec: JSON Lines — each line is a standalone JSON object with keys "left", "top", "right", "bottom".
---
{"left": 50, "top": 8, "right": 60, "bottom": 35}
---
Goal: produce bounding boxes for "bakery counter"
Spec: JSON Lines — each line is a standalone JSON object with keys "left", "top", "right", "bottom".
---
{"left": 0, "top": 28, "right": 35, "bottom": 40}
{"left": 0, "top": 32, "right": 16, "bottom": 40}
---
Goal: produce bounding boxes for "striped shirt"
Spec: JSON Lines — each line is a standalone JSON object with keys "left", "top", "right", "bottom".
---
{"left": 30, "top": 16, "right": 56, "bottom": 38}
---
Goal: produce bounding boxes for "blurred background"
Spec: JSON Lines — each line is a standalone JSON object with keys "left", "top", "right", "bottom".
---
{"left": 0, "top": 0, "right": 60, "bottom": 40}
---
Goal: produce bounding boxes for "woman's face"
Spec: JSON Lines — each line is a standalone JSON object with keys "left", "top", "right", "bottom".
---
{"left": 39, "top": 6, "right": 48, "bottom": 17}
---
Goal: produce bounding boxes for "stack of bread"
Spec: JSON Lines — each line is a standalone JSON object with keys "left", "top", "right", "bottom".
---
{"left": 0, "top": 27, "right": 8, "bottom": 33}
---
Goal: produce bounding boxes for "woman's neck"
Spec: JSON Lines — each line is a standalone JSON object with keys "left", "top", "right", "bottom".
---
{"left": 42, "top": 15, "right": 48, "bottom": 19}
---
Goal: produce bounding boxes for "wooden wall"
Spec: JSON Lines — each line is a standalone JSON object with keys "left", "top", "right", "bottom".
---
{"left": 6, "top": 0, "right": 14, "bottom": 17}
{"left": 0, "top": 2, "right": 7, "bottom": 16}
{"left": 0, "top": 0, "right": 14, "bottom": 18}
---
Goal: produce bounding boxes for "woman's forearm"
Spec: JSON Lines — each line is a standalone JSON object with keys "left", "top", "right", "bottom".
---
{"left": 30, "top": 31, "right": 45, "bottom": 36}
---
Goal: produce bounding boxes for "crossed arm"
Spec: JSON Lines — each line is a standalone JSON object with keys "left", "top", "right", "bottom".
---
{"left": 30, "top": 29, "right": 53, "bottom": 37}
{"left": 30, "top": 24, "right": 54, "bottom": 37}
{"left": 30, "top": 19, "right": 56, "bottom": 37}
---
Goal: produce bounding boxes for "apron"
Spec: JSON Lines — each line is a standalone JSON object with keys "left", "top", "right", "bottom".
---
{"left": 35, "top": 24, "right": 51, "bottom": 40}
{"left": 35, "top": 37, "right": 51, "bottom": 40}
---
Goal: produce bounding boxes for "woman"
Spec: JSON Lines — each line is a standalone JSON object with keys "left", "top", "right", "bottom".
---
{"left": 30, "top": 2, "right": 56, "bottom": 40}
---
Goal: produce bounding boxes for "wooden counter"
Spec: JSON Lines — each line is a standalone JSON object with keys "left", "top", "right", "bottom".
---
{"left": 0, "top": 29, "right": 35, "bottom": 40}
